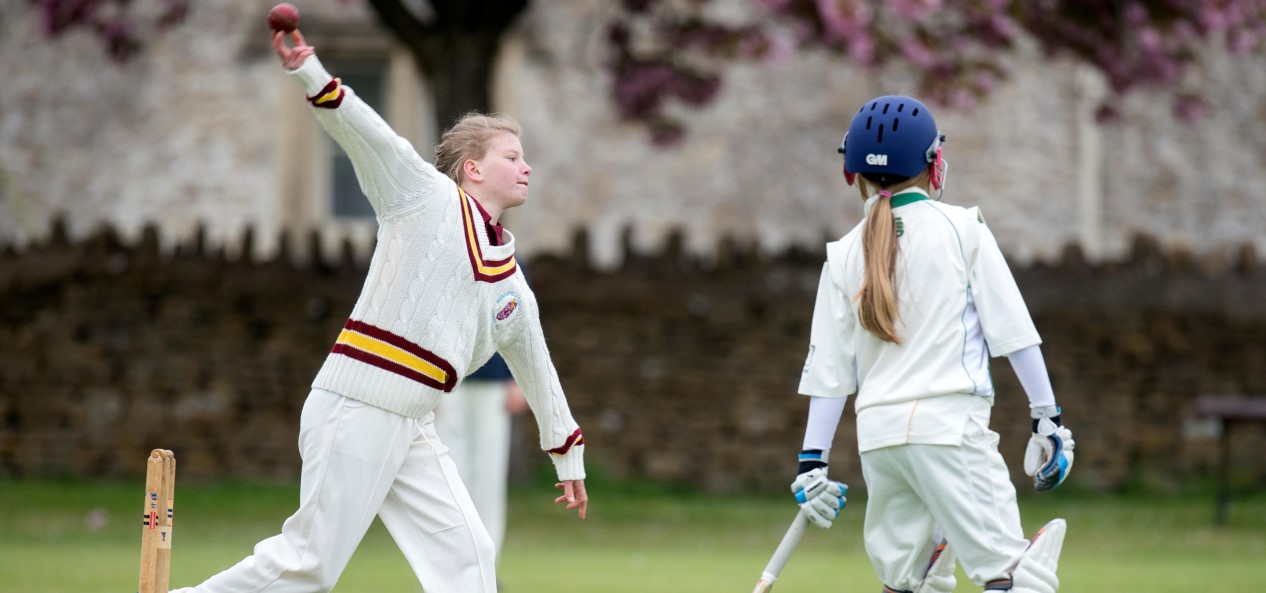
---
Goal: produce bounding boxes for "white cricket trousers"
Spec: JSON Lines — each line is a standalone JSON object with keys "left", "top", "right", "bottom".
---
{"left": 172, "top": 388, "right": 496, "bottom": 593}
{"left": 860, "top": 416, "right": 1030, "bottom": 591}
{"left": 433, "top": 380, "right": 511, "bottom": 561}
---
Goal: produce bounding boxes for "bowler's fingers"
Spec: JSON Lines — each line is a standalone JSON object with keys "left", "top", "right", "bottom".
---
{"left": 572, "top": 480, "right": 588, "bottom": 519}
{"left": 271, "top": 30, "right": 288, "bottom": 58}
{"left": 290, "top": 46, "right": 314, "bottom": 66}
{"left": 554, "top": 481, "right": 588, "bottom": 520}
{"left": 271, "top": 30, "right": 313, "bottom": 67}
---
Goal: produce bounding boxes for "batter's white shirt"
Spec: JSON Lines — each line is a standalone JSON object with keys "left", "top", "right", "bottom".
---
{"left": 798, "top": 188, "right": 1040, "bottom": 452}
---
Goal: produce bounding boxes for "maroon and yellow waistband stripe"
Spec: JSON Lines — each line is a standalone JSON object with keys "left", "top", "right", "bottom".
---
{"left": 547, "top": 428, "right": 585, "bottom": 456}
{"left": 306, "top": 78, "right": 345, "bottom": 109}
{"left": 458, "top": 188, "right": 517, "bottom": 283}
{"left": 330, "top": 319, "right": 457, "bottom": 392}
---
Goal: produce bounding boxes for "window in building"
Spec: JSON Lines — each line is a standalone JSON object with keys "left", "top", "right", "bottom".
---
{"left": 328, "top": 63, "right": 386, "bottom": 220}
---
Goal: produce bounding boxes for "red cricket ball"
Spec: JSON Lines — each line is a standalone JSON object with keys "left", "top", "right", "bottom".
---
{"left": 268, "top": 3, "right": 300, "bottom": 33}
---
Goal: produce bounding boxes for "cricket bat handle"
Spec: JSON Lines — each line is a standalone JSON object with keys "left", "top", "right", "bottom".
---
{"left": 751, "top": 509, "right": 810, "bottom": 593}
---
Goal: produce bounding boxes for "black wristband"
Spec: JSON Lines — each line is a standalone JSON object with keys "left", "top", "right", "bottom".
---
{"left": 797, "top": 449, "right": 828, "bottom": 475}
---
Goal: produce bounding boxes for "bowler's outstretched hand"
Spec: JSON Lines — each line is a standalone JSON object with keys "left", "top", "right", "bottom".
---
{"left": 555, "top": 480, "right": 588, "bottom": 520}
{"left": 271, "top": 30, "right": 313, "bottom": 70}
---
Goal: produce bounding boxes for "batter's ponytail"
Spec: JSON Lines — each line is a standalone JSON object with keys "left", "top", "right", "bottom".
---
{"left": 855, "top": 172, "right": 927, "bottom": 344}
{"left": 857, "top": 185, "right": 901, "bottom": 343}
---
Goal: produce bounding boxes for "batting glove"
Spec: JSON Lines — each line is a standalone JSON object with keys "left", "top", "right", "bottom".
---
{"left": 790, "top": 449, "right": 847, "bottom": 529}
{"left": 1023, "top": 406, "right": 1075, "bottom": 491}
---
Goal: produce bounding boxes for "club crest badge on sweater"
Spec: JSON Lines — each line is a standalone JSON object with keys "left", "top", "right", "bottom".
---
{"left": 494, "top": 291, "right": 519, "bottom": 322}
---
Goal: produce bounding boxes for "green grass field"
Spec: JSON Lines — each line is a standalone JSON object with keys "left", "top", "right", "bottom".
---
{"left": 1, "top": 476, "right": 1262, "bottom": 592}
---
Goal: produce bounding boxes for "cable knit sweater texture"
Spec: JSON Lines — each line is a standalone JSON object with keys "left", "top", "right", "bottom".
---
{"left": 289, "top": 56, "right": 584, "bottom": 480}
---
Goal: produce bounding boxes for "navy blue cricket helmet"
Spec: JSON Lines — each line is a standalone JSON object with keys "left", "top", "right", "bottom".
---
{"left": 838, "top": 95, "right": 944, "bottom": 186}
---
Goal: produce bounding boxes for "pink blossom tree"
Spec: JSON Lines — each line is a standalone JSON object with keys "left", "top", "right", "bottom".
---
{"left": 30, "top": 0, "right": 189, "bottom": 62}
{"left": 609, "top": 0, "right": 1266, "bottom": 141}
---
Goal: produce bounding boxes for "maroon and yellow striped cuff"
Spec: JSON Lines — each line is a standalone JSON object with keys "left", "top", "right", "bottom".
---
{"left": 330, "top": 319, "right": 457, "bottom": 392}
{"left": 307, "top": 78, "right": 345, "bottom": 109}
{"left": 548, "top": 428, "right": 585, "bottom": 456}
{"left": 458, "top": 188, "right": 517, "bottom": 283}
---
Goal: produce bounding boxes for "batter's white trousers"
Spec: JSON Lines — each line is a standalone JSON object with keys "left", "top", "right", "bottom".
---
{"left": 860, "top": 416, "right": 1030, "bottom": 591}
{"left": 432, "top": 380, "right": 512, "bottom": 562}
{"left": 171, "top": 389, "right": 496, "bottom": 593}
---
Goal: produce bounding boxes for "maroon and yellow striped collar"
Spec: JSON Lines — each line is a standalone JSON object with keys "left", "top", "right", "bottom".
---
{"left": 458, "top": 187, "right": 517, "bottom": 283}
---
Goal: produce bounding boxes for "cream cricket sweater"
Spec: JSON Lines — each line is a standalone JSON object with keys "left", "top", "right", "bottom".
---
{"left": 289, "top": 56, "right": 584, "bottom": 480}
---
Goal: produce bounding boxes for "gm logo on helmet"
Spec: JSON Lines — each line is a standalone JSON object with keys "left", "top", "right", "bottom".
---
{"left": 866, "top": 153, "right": 888, "bottom": 166}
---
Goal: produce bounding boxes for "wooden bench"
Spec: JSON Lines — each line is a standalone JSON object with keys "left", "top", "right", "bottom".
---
{"left": 1195, "top": 394, "right": 1266, "bottom": 524}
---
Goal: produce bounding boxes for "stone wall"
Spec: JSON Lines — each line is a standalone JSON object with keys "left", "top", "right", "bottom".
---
{"left": 3, "top": 221, "right": 1264, "bottom": 493}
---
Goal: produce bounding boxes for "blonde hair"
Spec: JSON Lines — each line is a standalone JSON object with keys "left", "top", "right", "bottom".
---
{"left": 434, "top": 113, "right": 523, "bottom": 184}
{"left": 854, "top": 171, "right": 929, "bottom": 345}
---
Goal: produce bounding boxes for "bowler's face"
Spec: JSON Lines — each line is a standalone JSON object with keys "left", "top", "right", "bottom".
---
{"left": 476, "top": 132, "right": 532, "bottom": 210}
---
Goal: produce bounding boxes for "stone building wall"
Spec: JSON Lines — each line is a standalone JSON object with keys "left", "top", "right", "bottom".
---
{"left": 2, "top": 1, "right": 1265, "bottom": 268}
{"left": 3, "top": 222, "right": 1264, "bottom": 493}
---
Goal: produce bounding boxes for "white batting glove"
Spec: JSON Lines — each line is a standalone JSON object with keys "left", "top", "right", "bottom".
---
{"left": 1024, "top": 406, "right": 1075, "bottom": 491}
{"left": 790, "top": 450, "right": 847, "bottom": 529}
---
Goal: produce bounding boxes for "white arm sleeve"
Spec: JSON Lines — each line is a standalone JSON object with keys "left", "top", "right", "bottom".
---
{"left": 1006, "top": 344, "right": 1057, "bottom": 409}
{"left": 802, "top": 396, "right": 848, "bottom": 451}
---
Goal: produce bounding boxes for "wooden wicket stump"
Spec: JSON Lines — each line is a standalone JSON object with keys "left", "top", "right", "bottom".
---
{"left": 139, "top": 449, "right": 176, "bottom": 593}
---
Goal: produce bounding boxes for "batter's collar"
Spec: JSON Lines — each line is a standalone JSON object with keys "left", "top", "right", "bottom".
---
{"left": 890, "top": 187, "right": 929, "bottom": 209}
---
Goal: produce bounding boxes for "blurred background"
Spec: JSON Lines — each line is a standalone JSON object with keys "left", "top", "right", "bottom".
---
{"left": 2, "top": 1, "right": 1265, "bottom": 591}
